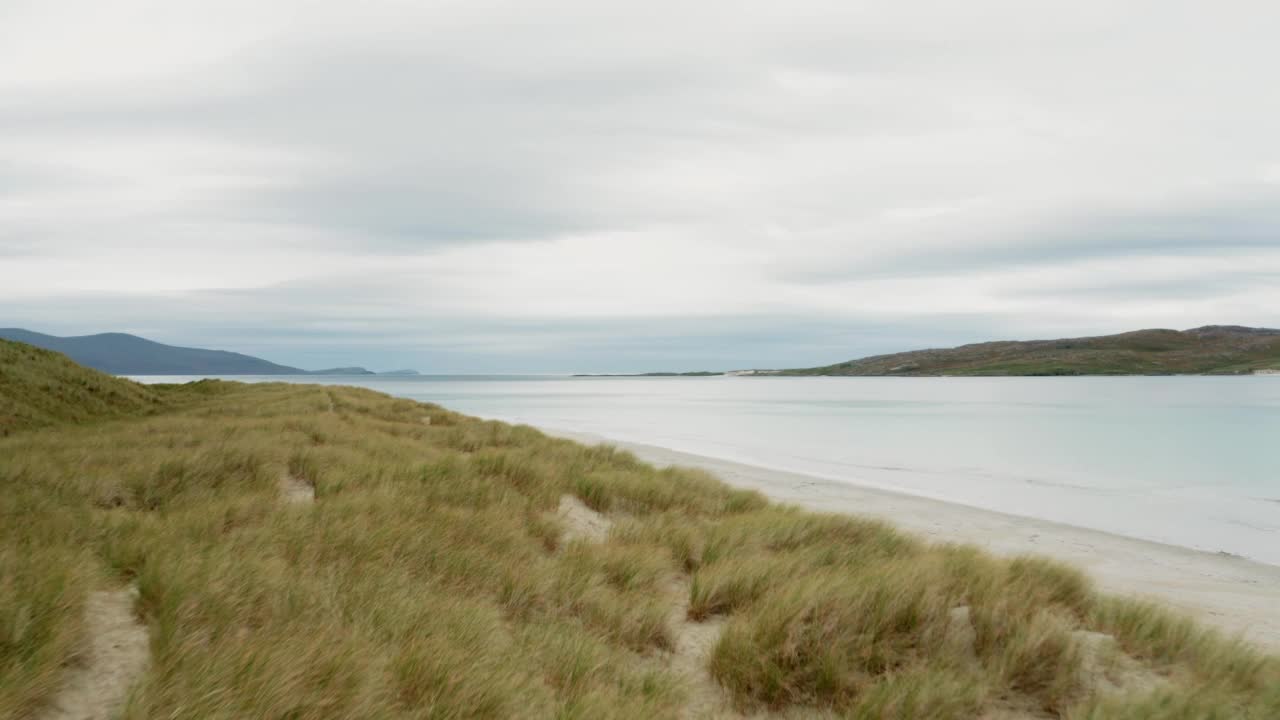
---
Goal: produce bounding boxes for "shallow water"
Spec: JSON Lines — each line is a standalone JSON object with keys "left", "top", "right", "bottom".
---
{"left": 133, "top": 374, "right": 1280, "bottom": 565}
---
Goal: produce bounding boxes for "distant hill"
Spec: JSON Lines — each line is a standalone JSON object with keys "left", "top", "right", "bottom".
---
{"left": 0, "top": 329, "right": 307, "bottom": 375}
{"left": 0, "top": 329, "right": 414, "bottom": 376}
{"left": 0, "top": 339, "right": 165, "bottom": 435}
{"left": 777, "top": 325, "right": 1280, "bottom": 376}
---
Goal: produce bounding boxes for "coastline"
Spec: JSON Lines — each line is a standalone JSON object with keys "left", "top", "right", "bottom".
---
{"left": 547, "top": 428, "right": 1280, "bottom": 651}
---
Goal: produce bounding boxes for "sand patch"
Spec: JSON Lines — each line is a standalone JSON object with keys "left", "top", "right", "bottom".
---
{"left": 280, "top": 472, "right": 315, "bottom": 505}
{"left": 947, "top": 605, "right": 978, "bottom": 657}
{"left": 1074, "top": 630, "right": 1166, "bottom": 698}
{"left": 665, "top": 577, "right": 743, "bottom": 720}
{"left": 42, "top": 586, "right": 149, "bottom": 720}
{"left": 979, "top": 631, "right": 1167, "bottom": 720}
{"left": 556, "top": 495, "right": 611, "bottom": 544}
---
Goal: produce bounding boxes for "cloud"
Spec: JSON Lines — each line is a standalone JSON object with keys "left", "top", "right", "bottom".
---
{"left": 2, "top": 0, "right": 1279, "bottom": 370}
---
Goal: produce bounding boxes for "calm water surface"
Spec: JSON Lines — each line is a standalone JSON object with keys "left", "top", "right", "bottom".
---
{"left": 133, "top": 375, "right": 1280, "bottom": 564}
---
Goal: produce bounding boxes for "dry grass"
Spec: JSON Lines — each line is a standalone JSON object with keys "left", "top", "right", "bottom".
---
{"left": 0, "top": 339, "right": 166, "bottom": 436}
{"left": 1, "top": 361, "right": 1277, "bottom": 718}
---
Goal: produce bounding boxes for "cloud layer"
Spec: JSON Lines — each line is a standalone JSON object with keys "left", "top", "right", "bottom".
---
{"left": 3, "top": 0, "right": 1278, "bottom": 371}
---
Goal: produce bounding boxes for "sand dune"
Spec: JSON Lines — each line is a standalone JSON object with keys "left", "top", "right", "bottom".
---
{"left": 551, "top": 430, "right": 1280, "bottom": 652}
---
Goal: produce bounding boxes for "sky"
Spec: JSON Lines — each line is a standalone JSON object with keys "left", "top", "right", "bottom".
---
{"left": 2, "top": 1, "right": 1278, "bottom": 372}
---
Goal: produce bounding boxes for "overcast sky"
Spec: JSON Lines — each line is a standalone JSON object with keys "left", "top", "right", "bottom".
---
{"left": 3, "top": 1, "right": 1278, "bottom": 372}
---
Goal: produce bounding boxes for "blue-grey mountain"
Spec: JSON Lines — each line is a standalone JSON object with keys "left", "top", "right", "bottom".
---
{"left": 0, "top": 329, "right": 411, "bottom": 376}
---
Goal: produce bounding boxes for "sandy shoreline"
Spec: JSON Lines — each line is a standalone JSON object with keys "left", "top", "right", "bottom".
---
{"left": 548, "top": 428, "right": 1280, "bottom": 652}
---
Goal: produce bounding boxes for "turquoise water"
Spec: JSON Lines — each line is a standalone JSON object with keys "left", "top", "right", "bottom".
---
{"left": 133, "top": 375, "right": 1280, "bottom": 564}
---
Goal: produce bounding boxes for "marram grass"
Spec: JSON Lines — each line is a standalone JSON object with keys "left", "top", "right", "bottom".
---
{"left": 1, "top": 351, "right": 1277, "bottom": 718}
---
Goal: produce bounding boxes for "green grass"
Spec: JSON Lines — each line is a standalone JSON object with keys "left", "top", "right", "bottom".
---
{"left": 0, "top": 339, "right": 167, "bottom": 435}
{"left": 1, "top": 341, "right": 1278, "bottom": 718}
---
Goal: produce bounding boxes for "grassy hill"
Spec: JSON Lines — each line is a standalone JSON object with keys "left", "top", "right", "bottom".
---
{"left": 780, "top": 325, "right": 1280, "bottom": 376}
{"left": 2, "top": 342, "right": 1278, "bottom": 718}
{"left": 0, "top": 339, "right": 167, "bottom": 435}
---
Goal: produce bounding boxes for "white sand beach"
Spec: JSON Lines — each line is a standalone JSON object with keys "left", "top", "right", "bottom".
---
{"left": 552, "top": 429, "right": 1280, "bottom": 651}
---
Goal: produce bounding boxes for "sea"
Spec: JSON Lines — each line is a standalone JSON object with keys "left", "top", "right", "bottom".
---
{"left": 131, "top": 374, "right": 1280, "bottom": 565}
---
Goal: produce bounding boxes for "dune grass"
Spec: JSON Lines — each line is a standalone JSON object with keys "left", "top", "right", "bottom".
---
{"left": 0, "top": 339, "right": 168, "bottom": 436}
{"left": 1, "top": 362, "right": 1278, "bottom": 717}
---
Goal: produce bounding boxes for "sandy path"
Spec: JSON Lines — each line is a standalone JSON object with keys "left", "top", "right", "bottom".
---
{"left": 44, "top": 465, "right": 314, "bottom": 718}
{"left": 665, "top": 577, "right": 743, "bottom": 720}
{"left": 549, "top": 430, "right": 1280, "bottom": 652}
{"left": 42, "top": 587, "right": 149, "bottom": 720}
{"left": 555, "top": 495, "right": 748, "bottom": 718}
{"left": 556, "top": 495, "right": 610, "bottom": 543}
